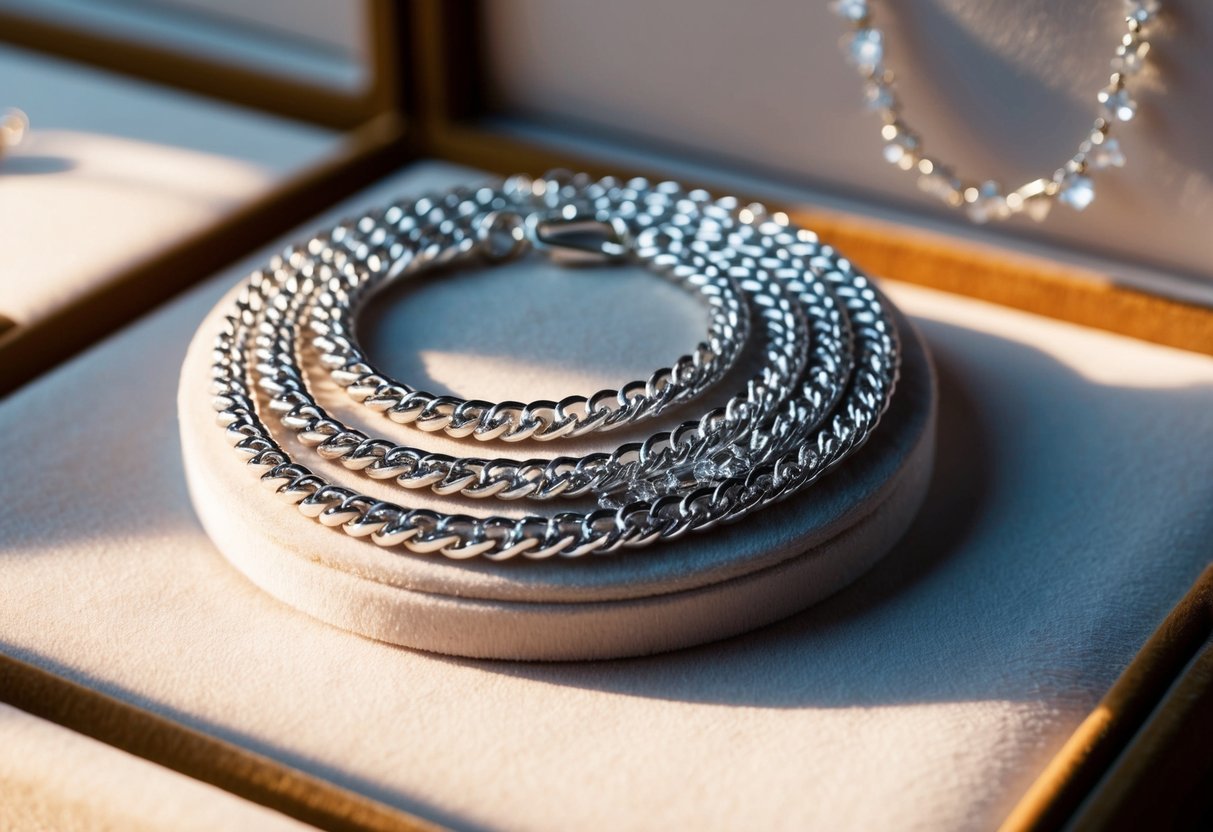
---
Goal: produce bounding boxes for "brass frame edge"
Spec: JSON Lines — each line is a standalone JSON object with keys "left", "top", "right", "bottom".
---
{"left": 0, "top": 0, "right": 404, "bottom": 129}
{"left": 1000, "top": 564, "right": 1213, "bottom": 831}
{"left": 0, "top": 652, "right": 447, "bottom": 832}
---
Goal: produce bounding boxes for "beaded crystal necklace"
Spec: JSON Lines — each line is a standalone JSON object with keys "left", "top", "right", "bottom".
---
{"left": 831, "top": 0, "right": 1161, "bottom": 223}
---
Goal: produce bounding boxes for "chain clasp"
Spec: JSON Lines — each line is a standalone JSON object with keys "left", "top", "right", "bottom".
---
{"left": 477, "top": 210, "right": 631, "bottom": 265}
{"left": 526, "top": 213, "right": 631, "bottom": 266}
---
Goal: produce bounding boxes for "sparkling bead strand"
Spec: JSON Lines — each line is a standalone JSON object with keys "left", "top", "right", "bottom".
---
{"left": 0, "top": 108, "right": 28, "bottom": 157}
{"left": 830, "top": 0, "right": 1161, "bottom": 223}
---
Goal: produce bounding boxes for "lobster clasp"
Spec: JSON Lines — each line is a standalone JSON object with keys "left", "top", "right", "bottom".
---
{"left": 526, "top": 213, "right": 631, "bottom": 266}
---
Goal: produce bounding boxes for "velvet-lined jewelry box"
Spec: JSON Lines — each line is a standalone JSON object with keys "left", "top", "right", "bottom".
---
{"left": 2, "top": 2, "right": 1211, "bottom": 829}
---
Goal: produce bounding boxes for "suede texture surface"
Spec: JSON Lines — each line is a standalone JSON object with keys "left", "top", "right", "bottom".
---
{"left": 2, "top": 162, "right": 1213, "bottom": 831}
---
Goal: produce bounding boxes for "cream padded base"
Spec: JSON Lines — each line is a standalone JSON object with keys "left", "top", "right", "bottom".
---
{"left": 177, "top": 268, "right": 935, "bottom": 660}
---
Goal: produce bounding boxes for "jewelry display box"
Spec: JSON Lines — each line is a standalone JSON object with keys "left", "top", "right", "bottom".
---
{"left": 2, "top": 2, "right": 1212, "bottom": 830}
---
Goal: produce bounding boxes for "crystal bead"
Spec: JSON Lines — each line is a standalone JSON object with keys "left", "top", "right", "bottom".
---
{"left": 882, "top": 132, "right": 919, "bottom": 167}
{"left": 1022, "top": 195, "right": 1053, "bottom": 223}
{"left": 1098, "top": 85, "right": 1137, "bottom": 122}
{"left": 965, "top": 181, "right": 1009, "bottom": 224}
{"left": 1088, "top": 136, "right": 1126, "bottom": 169}
{"left": 659, "top": 471, "right": 685, "bottom": 494}
{"left": 628, "top": 479, "right": 658, "bottom": 502}
{"left": 802, "top": 448, "right": 820, "bottom": 470}
{"left": 1111, "top": 34, "right": 1150, "bottom": 75}
{"left": 829, "top": 0, "right": 868, "bottom": 21}
{"left": 0, "top": 108, "right": 28, "bottom": 147}
{"left": 596, "top": 478, "right": 659, "bottom": 510}
{"left": 1124, "top": 0, "right": 1161, "bottom": 24}
{"left": 862, "top": 81, "right": 895, "bottom": 112}
{"left": 716, "top": 445, "right": 750, "bottom": 478}
{"left": 844, "top": 29, "right": 883, "bottom": 74}
{"left": 1058, "top": 174, "right": 1096, "bottom": 211}
{"left": 917, "top": 167, "right": 960, "bottom": 203}
{"left": 692, "top": 458, "right": 722, "bottom": 483}
{"left": 597, "top": 491, "right": 625, "bottom": 511}
{"left": 691, "top": 446, "right": 749, "bottom": 484}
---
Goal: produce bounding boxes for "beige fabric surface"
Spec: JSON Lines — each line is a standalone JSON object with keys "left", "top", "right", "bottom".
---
{"left": 0, "top": 43, "right": 338, "bottom": 326}
{"left": 0, "top": 702, "right": 316, "bottom": 832}
{"left": 2, "top": 161, "right": 1213, "bottom": 830}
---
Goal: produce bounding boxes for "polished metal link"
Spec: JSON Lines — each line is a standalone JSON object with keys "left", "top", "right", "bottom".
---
{"left": 318, "top": 199, "right": 753, "bottom": 442}
{"left": 271, "top": 207, "right": 814, "bottom": 501}
{"left": 208, "top": 172, "right": 900, "bottom": 559}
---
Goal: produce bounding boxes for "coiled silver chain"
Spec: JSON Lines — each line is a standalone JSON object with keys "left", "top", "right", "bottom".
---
{"left": 322, "top": 210, "right": 753, "bottom": 442}
{"left": 209, "top": 172, "right": 901, "bottom": 560}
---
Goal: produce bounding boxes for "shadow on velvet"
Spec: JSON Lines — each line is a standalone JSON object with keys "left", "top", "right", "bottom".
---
{"left": 0, "top": 155, "right": 76, "bottom": 175}
{"left": 448, "top": 319, "right": 1213, "bottom": 709}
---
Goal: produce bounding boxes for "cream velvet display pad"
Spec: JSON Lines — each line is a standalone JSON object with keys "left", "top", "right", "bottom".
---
{"left": 4, "top": 162, "right": 1213, "bottom": 830}
{"left": 178, "top": 252, "right": 936, "bottom": 660}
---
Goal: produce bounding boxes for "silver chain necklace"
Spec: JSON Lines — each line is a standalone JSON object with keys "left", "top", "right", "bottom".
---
{"left": 210, "top": 172, "right": 900, "bottom": 560}
{"left": 831, "top": 0, "right": 1161, "bottom": 223}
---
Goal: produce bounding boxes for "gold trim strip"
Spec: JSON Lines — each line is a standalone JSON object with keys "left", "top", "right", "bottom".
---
{"left": 0, "top": 0, "right": 404, "bottom": 130}
{"left": 0, "top": 652, "right": 446, "bottom": 832}
{"left": 1000, "top": 564, "right": 1213, "bottom": 831}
